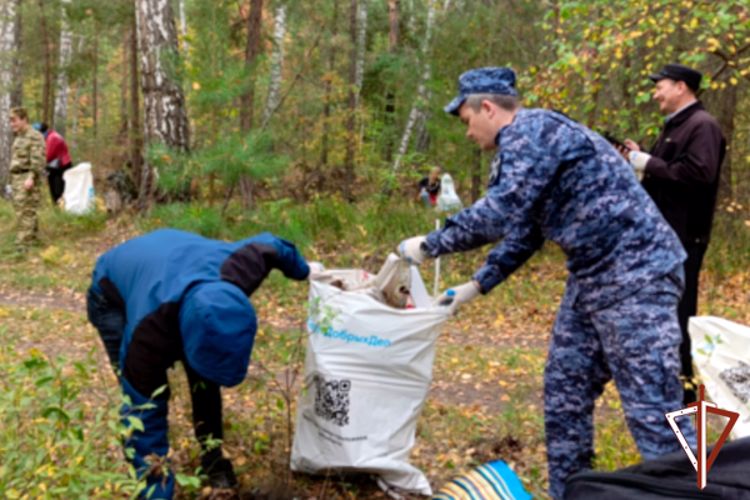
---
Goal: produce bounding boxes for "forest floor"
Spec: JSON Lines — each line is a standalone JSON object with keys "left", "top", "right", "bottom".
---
{"left": 0, "top": 199, "right": 748, "bottom": 499}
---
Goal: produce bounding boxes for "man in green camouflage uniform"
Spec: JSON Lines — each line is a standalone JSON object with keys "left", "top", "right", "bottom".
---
{"left": 9, "top": 107, "right": 46, "bottom": 252}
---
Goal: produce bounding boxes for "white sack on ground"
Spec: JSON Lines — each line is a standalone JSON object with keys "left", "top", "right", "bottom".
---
{"left": 436, "top": 173, "right": 462, "bottom": 212}
{"left": 62, "top": 162, "right": 95, "bottom": 214}
{"left": 291, "top": 264, "right": 450, "bottom": 496}
{"left": 689, "top": 316, "right": 750, "bottom": 438}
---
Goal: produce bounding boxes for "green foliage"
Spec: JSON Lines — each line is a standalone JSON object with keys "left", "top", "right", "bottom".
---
{"left": 198, "top": 130, "right": 289, "bottom": 186}
{"left": 704, "top": 209, "right": 750, "bottom": 278}
{"left": 185, "top": 0, "right": 252, "bottom": 145}
{"left": 141, "top": 195, "right": 439, "bottom": 258}
{"left": 525, "top": 1, "right": 750, "bottom": 141}
{"left": 41, "top": 205, "right": 109, "bottom": 237}
{"left": 146, "top": 143, "right": 193, "bottom": 198}
{"left": 145, "top": 202, "right": 225, "bottom": 238}
{"left": 0, "top": 340, "right": 142, "bottom": 498}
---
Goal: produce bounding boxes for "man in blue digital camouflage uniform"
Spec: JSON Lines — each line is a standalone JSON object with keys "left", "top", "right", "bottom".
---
{"left": 87, "top": 229, "right": 311, "bottom": 499}
{"left": 398, "top": 67, "right": 697, "bottom": 500}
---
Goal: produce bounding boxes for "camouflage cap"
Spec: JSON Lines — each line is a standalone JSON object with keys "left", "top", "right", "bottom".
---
{"left": 444, "top": 67, "right": 518, "bottom": 115}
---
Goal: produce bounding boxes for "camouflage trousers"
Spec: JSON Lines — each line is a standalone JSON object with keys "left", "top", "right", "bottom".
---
{"left": 10, "top": 173, "right": 41, "bottom": 250}
{"left": 544, "top": 270, "right": 696, "bottom": 500}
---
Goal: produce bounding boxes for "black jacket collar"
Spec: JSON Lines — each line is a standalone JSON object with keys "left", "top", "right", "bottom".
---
{"left": 666, "top": 101, "right": 704, "bottom": 128}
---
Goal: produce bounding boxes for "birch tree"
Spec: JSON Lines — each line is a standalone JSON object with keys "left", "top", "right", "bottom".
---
{"left": 390, "top": 0, "right": 435, "bottom": 174}
{"left": 37, "top": 0, "right": 53, "bottom": 124}
{"left": 178, "top": 0, "right": 188, "bottom": 53}
{"left": 53, "top": 0, "right": 72, "bottom": 135}
{"left": 354, "top": 0, "right": 367, "bottom": 107}
{"left": 135, "top": 0, "right": 190, "bottom": 203}
{"left": 0, "top": 0, "right": 19, "bottom": 186}
{"left": 135, "top": 0, "right": 189, "bottom": 150}
{"left": 262, "top": 2, "right": 286, "bottom": 128}
{"left": 320, "top": 0, "right": 339, "bottom": 172}
{"left": 342, "top": 0, "right": 367, "bottom": 200}
{"left": 384, "top": 0, "right": 399, "bottom": 161}
{"left": 129, "top": 12, "right": 143, "bottom": 192}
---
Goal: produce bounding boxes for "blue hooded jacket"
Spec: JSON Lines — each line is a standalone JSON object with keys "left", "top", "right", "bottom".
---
{"left": 90, "top": 229, "right": 309, "bottom": 498}
{"left": 91, "top": 228, "right": 309, "bottom": 385}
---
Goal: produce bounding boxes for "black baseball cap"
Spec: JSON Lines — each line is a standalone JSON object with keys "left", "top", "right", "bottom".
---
{"left": 648, "top": 64, "right": 702, "bottom": 92}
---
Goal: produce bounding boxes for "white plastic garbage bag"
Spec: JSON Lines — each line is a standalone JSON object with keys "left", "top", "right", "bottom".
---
{"left": 689, "top": 316, "right": 750, "bottom": 438}
{"left": 291, "top": 264, "right": 450, "bottom": 496}
{"left": 436, "top": 173, "right": 462, "bottom": 212}
{"left": 62, "top": 162, "right": 95, "bottom": 214}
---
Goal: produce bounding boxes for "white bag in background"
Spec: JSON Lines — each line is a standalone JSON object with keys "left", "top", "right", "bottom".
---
{"left": 62, "top": 162, "right": 95, "bottom": 214}
{"left": 436, "top": 173, "right": 462, "bottom": 212}
{"left": 291, "top": 266, "right": 450, "bottom": 496}
{"left": 689, "top": 316, "right": 750, "bottom": 438}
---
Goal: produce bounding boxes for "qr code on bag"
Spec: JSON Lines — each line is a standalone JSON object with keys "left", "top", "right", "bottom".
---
{"left": 719, "top": 361, "right": 750, "bottom": 404}
{"left": 313, "top": 376, "right": 351, "bottom": 427}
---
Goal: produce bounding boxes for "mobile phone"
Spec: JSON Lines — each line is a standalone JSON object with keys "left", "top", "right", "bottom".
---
{"left": 602, "top": 131, "right": 627, "bottom": 149}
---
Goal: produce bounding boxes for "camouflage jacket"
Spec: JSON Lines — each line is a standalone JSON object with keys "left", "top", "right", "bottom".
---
{"left": 424, "top": 108, "right": 686, "bottom": 312}
{"left": 10, "top": 127, "right": 46, "bottom": 177}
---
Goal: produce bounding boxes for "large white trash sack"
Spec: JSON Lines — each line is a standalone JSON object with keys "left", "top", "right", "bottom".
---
{"left": 689, "top": 316, "right": 750, "bottom": 438}
{"left": 62, "top": 162, "right": 95, "bottom": 214}
{"left": 291, "top": 261, "right": 450, "bottom": 496}
{"left": 436, "top": 173, "right": 462, "bottom": 212}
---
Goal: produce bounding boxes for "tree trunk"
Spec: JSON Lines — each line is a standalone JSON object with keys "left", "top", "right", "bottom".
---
{"left": 92, "top": 19, "right": 98, "bottom": 138}
{"left": 239, "top": 0, "right": 263, "bottom": 208}
{"left": 384, "top": 0, "right": 398, "bottom": 162}
{"left": 320, "top": 0, "right": 339, "bottom": 179}
{"left": 53, "top": 0, "right": 72, "bottom": 136}
{"left": 354, "top": 0, "right": 367, "bottom": 102}
{"left": 130, "top": 13, "right": 143, "bottom": 194}
{"left": 0, "top": 0, "right": 20, "bottom": 186}
{"left": 38, "top": 0, "right": 53, "bottom": 124}
{"left": 390, "top": 0, "right": 435, "bottom": 175}
{"left": 69, "top": 36, "right": 84, "bottom": 150}
{"left": 704, "top": 83, "right": 737, "bottom": 202}
{"left": 406, "top": 0, "right": 416, "bottom": 37}
{"left": 178, "top": 0, "right": 188, "bottom": 53}
{"left": 262, "top": 3, "right": 286, "bottom": 128}
{"left": 343, "top": 0, "right": 358, "bottom": 201}
{"left": 10, "top": 0, "right": 20, "bottom": 108}
{"left": 239, "top": 0, "right": 263, "bottom": 132}
{"left": 119, "top": 29, "right": 129, "bottom": 140}
{"left": 135, "top": 0, "right": 191, "bottom": 207}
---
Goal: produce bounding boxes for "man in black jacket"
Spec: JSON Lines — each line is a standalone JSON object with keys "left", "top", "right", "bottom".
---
{"left": 623, "top": 64, "right": 726, "bottom": 404}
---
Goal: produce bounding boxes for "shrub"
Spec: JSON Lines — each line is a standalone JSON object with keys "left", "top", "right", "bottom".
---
{"left": 0, "top": 338, "right": 142, "bottom": 498}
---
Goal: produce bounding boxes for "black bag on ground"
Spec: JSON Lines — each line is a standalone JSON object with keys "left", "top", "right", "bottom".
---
{"left": 564, "top": 437, "right": 750, "bottom": 499}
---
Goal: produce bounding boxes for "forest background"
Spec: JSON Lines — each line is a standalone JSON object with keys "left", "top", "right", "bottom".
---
{"left": 0, "top": 0, "right": 748, "bottom": 499}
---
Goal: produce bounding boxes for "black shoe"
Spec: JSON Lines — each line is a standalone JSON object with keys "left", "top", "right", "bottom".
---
{"left": 201, "top": 453, "right": 238, "bottom": 489}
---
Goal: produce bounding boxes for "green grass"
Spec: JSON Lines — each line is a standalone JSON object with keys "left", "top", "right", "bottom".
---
{"left": 704, "top": 211, "right": 750, "bottom": 277}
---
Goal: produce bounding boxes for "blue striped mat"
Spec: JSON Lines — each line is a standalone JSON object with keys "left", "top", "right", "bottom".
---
{"left": 433, "top": 460, "right": 532, "bottom": 500}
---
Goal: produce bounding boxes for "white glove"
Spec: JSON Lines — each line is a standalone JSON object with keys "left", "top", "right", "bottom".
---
{"left": 397, "top": 236, "right": 428, "bottom": 265}
{"left": 307, "top": 261, "right": 325, "bottom": 280}
{"left": 435, "top": 280, "right": 481, "bottom": 314}
{"left": 628, "top": 150, "right": 651, "bottom": 181}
